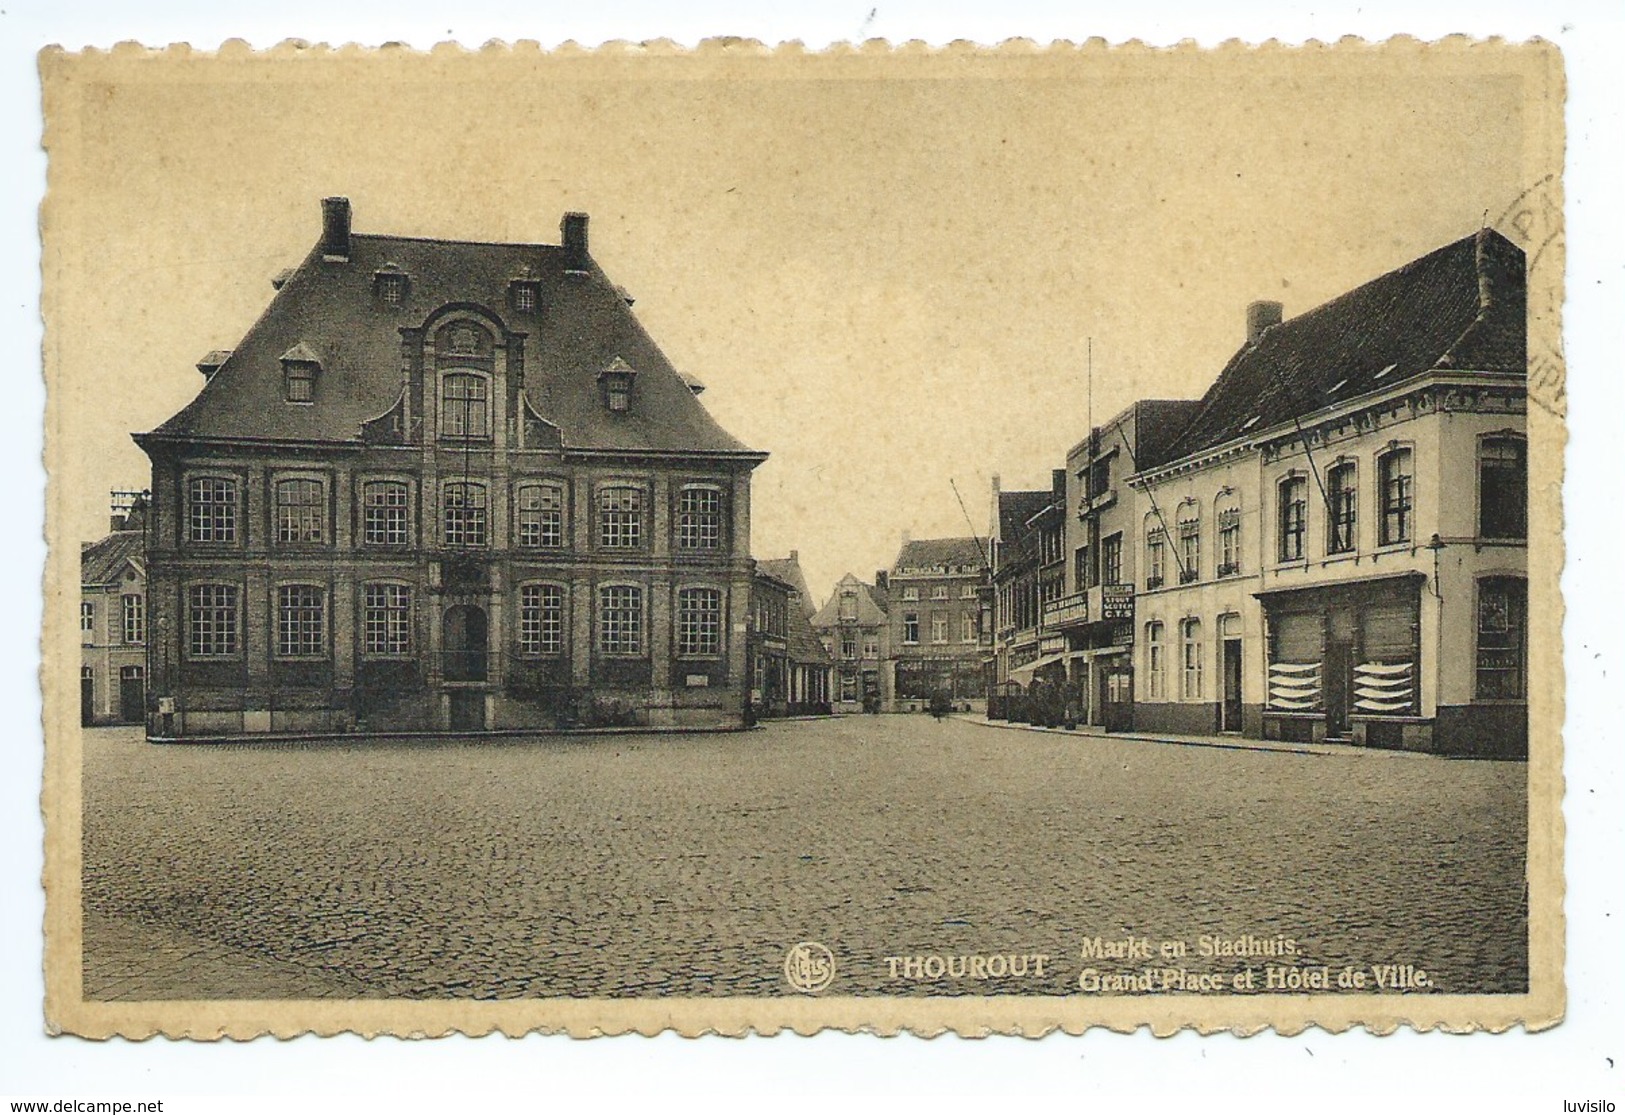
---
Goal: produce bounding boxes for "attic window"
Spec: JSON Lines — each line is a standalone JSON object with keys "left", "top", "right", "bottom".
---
{"left": 279, "top": 343, "right": 322, "bottom": 404}
{"left": 372, "top": 265, "right": 410, "bottom": 307}
{"left": 597, "top": 357, "right": 637, "bottom": 414}
{"left": 509, "top": 279, "right": 542, "bottom": 312}
{"left": 285, "top": 365, "right": 316, "bottom": 403}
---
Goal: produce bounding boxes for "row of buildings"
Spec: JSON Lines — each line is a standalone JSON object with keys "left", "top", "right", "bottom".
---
{"left": 807, "top": 536, "right": 990, "bottom": 713}
{"left": 988, "top": 228, "right": 1529, "bottom": 758}
{"left": 86, "top": 198, "right": 833, "bottom": 737}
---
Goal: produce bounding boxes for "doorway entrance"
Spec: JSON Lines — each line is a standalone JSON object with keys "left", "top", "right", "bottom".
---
{"left": 119, "top": 665, "right": 145, "bottom": 723}
{"left": 1100, "top": 664, "right": 1133, "bottom": 732}
{"left": 449, "top": 690, "right": 486, "bottom": 731}
{"left": 81, "top": 667, "right": 94, "bottom": 726}
{"left": 1221, "top": 639, "right": 1243, "bottom": 732}
{"left": 442, "top": 604, "right": 489, "bottom": 682}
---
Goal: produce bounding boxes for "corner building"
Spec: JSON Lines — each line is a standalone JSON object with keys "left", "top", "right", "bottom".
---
{"left": 137, "top": 198, "right": 765, "bottom": 738}
{"left": 1131, "top": 229, "right": 1527, "bottom": 757}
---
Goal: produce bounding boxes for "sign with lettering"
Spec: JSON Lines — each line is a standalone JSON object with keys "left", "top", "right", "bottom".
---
{"left": 1101, "top": 585, "right": 1136, "bottom": 621}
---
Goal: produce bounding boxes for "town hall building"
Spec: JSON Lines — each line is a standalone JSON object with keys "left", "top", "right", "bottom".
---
{"left": 136, "top": 198, "right": 766, "bottom": 737}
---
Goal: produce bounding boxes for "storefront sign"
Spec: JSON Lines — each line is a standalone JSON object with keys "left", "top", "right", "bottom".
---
{"left": 1101, "top": 584, "right": 1135, "bottom": 621}
{"left": 1040, "top": 634, "right": 1067, "bottom": 655}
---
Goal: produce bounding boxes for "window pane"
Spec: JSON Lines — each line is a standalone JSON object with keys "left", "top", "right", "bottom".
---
{"left": 598, "top": 486, "right": 643, "bottom": 549}
{"left": 122, "top": 594, "right": 145, "bottom": 644}
{"left": 1328, "top": 464, "right": 1357, "bottom": 553}
{"left": 443, "top": 483, "right": 488, "bottom": 547}
{"left": 517, "top": 483, "right": 565, "bottom": 549}
{"left": 1479, "top": 439, "right": 1527, "bottom": 539}
{"left": 1476, "top": 578, "right": 1526, "bottom": 699}
{"left": 363, "top": 583, "right": 412, "bottom": 655}
{"left": 677, "top": 486, "right": 722, "bottom": 550}
{"left": 277, "top": 585, "right": 326, "bottom": 656}
{"left": 677, "top": 587, "right": 722, "bottom": 656}
{"left": 519, "top": 583, "right": 565, "bottom": 655}
{"left": 276, "top": 478, "right": 325, "bottom": 544}
{"left": 440, "top": 374, "right": 489, "bottom": 438}
{"left": 599, "top": 585, "right": 644, "bottom": 655}
{"left": 187, "top": 584, "right": 238, "bottom": 656}
{"left": 188, "top": 477, "right": 237, "bottom": 544}
{"left": 1380, "top": 450, "right": 1414, "bottom": 545}
{"left": 364, "top": 481, "right": 410, "bottom": 546}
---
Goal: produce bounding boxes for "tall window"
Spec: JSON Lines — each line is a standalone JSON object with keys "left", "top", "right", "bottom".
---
{"left": 1180, "top": 618, "right": 1204, "bottom": 699}
{"left": 277, "top": 585, "right": 325, "bottom": 657}
{"left": 1479, "top": 437, "right": 1527, "bottom": 539}
{"left": 81, "top": 601, "right": 94, "bottom": 636}
{"left": 1379, "top": 448, "right": 1414, "bottom": 545}
{"left": 518, "top": 584, "right": 565, "bottom": 656}
{"left": 1075, "top": 546, "right": 1092, "bottom": 590}
{"left": 122, "top": 594, "right": 145, "bottom": 644}
{"left": 677, "top": 587, "right": 723, "bottom": 656}
{"left": 188, "top": 477, "right": 237, "bottom": 544}
{"left": 1217, "top": 505, "right": 1242, "bottom": 576}
{"left": 962, "top": 613, "right": 978, "bottom": 643}
{"left": 363, "top": 481, "right": 410, "bottom": 546}
{"left": 363, "top": 583, "right": 412, "bottom": 656}
{"left": 275, "top": 478, "right": 325, "bottom": 544}
{"left": 1146, "top": 621, "right": 1165, "bottom": 700}
{"left": 676, "top": 486, "right": 722, "bottom": 550}
{"left": 598, "top": 486, "right": 643, "bottom": 549}
{"left": 903, "top": 612, "right": 920, "bottom": 644}
{"left": 517, "top": 483, "right": 565, "bottom": 549}
{"left": 863, "top": 634, "right": 879, "bottom": 659}
{"left": 841, "top": 634, "right": 857, "bottom": 660}
{"left": 1476, "top": 578, "right": 1527, "bottom": 699}
{"left": 1146, "top": 529, "right": 1166, "bottom": 590}
{"left": 1101, "top": 533, "right": 1123, "bottom": 586}
{"left": 838, "top": 589, "right": 857, "bottom": 621}
{"left": 440, "top": 373, "right": 489, "bottom": 438}
{"left": 442, "top": 482, "right": 487, "bottom": 547}
{"left": 598, "top": 585, "right": 644, "bottom": 656}
{"left": 1328, "top": 462, "right": 1357, "bottom": 554}
{"left": 187, "top": 584, "right": 239, "bottom": 657}
{"left": 1278, "top": 476, "right": 1308, "bottom": 562}
{"left": 931, "top": 612, "right": 949, "bottom": 644}
{"left": 1177, "top": 504, "right": 1201, "bottom": 584}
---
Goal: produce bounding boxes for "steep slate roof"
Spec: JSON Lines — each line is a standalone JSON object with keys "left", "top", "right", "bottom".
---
{"left": 891, "top": 536, "right": 989, "bottom": 574}
{"left": 81, "top": 531, "right": 143, "bottom": 587}
{"left": 997, "top": 490, "right": 1051, "bottom": 544}
{"left": 1165, "top": 228, "right": 1526, "bottom": 462}
{"left": 809, "top": 574, "right": 889, "bottom": 629}
{"left": 757, "top": 554, "right": 816, "bottom": 618}
{"left": 783, "top": 601, "right": 832, "bottom": 666}
{"left": 145, "top": 221, "right": 758, "bottom": 458}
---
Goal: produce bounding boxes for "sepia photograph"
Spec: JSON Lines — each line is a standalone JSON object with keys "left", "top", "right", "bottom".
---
{"left": 21, "top": 16, "right": 1594, "bottom": 1076}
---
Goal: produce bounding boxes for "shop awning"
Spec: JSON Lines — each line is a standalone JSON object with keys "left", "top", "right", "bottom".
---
{"left": 1007, "top": 652, "right": 1069, "bottom": 683}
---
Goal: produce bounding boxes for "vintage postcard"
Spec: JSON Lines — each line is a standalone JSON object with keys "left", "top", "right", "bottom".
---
{"left": 39, "top": 38, "right": 1564, "bottom": 1038}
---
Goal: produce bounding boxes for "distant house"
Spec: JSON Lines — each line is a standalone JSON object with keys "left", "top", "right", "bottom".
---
{"left": 988, "top": 479, "right": 1059, "bottom": 697}
{"left": 133, "top": 197, "right": 766, "bottom": 738}
{"left": 81, "top": 494, "right": 148, "bottom": 726}
{"left": 883, "top": 536, "right": 990, "bottom": 711}
{"left": 754, "top": 552, "right": 832, "bottom": 716}
{"left": 810, "top": 573, "right": 889, "bottom": 712}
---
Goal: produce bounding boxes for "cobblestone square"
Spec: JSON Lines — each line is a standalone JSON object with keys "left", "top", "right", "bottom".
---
{"left": 81, "top": 718, "right": 1527, "bottom": 999}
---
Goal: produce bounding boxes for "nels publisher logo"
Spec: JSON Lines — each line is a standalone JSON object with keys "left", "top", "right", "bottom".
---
{"left": 784, "top": 941, "right": 835, "bottom": 994}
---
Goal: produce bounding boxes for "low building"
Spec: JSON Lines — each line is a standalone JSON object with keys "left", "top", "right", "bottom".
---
{"left": 81, "top": 493, "right": 149, "bottom": 726}
{"left": 809, "top": 573, "right": 889, "bottom": 712}
{"left": 1132, "top": 228, "right": 1527, "bottom": 757}
{"left": 884, "top": 536, "right": 990, "bottom": 711}
{"left": 755, "top": 552, "right": 833, "bottom": 716}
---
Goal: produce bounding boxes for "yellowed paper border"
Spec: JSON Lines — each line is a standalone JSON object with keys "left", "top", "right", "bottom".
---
{"left": 40, "top": 36, "right": 1564, "bottom": 1038}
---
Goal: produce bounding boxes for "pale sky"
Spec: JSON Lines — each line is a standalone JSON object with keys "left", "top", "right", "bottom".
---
{"left": 45, "top": 47, "right": 1541, "bottom": 606}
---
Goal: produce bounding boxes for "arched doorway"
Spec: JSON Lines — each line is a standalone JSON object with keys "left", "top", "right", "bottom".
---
{"left": 443, "top": 604, "right": 488, "bottom": 682}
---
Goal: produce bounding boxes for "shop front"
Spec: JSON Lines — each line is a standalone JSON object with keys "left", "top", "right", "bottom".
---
{"left": 1257, "top": 573, "right": 1425, "bottom": 750}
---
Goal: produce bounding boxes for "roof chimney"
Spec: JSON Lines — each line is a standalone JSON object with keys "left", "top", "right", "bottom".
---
{"left": 321, "top": 197, "right": 352, "bottom": 262}
{"left": 1246, "top": 300, "right": 1283, "bottom": 345}
{"left": 789, "top": 550, "right": 798, "bottom": 562}
{"left": 561, "top": 212, "right": 589, "bottom": 272}
{"left": 875, "top": 571, "right": 889, "bottom": 593}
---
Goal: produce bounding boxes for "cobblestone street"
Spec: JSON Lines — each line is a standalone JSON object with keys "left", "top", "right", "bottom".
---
{"left": 81, "top": 717, "right": 1527, "bottom": 999}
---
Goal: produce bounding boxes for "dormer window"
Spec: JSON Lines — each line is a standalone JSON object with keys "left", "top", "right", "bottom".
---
{"left": 372, "top": 264, "right": 410, "bottom": 307}
{"left": 597, "top": 356, "right": 637, "bottom": 414}
{"left": 279, "top": 343, "right": 322, "bottom": 404}
{"left": 508, "top": 277, "right": 542, "bottom": 312}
